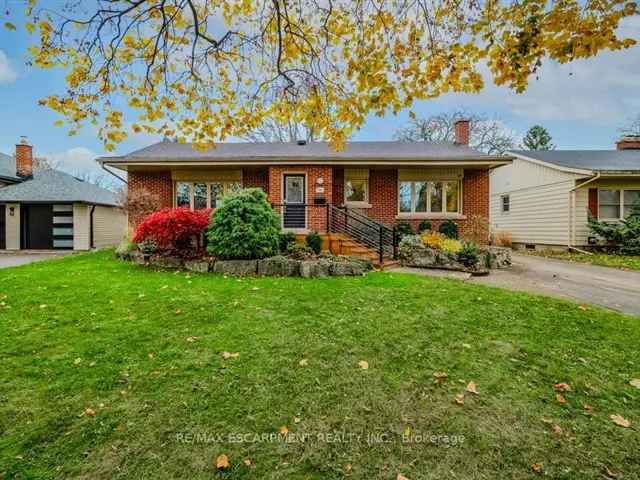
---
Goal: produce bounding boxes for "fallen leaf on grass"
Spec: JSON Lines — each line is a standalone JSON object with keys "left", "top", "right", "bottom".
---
{"left": 294, "top": 416, "right": 301, "bottom": 423}
{"left": 466, "top": 382, "right": 479, "bottom": 395}
{"left": 216, "top": 454, "right": 230, "bottom": 470}
{"left": 84, "top": 408, "right": 96, "bottom": 417}
{"left": 397, "top": 474, "right": 409, "bottom": 480}
{"left": 222, "top": 351, "right": 240, "bottom": 359}
{"left": 279, "top": 425, "right": 289, "bottom": 435}
{"left": 630, "top": 379, "right": 640, "bottom": 389}
{"left": 186, "top": 336, "right": 199, "bottom": 343}
{"left": 344, "top": 464, "right": 352, "bottom": 473}
{"left": 578, "top": 305, "right": 587, "bottom": 311}
{"left": 555, "top": 393, "right": 567, "bottom": 404}
{"left": 454, "top": 394, "right": 465, "bottom": 405}
{"left": 433, "top": 372, "right": 448, "bottom": 384}
{"left": 610, "top": 414, "right": 631, "bottom": 428}
{"left": 148, "top": 352, "right": 155, "bottom": 359}
{"left": 583, "top": 403, "right": 594, "bottom": 413}
{"left": 603, "top": 465, "right": 620, "bottom": 478}
{"left": 358, "top": 360, "right": 369, "bottom": 370}
{"left": 554, "top": 383, "right": 571, "bottom": 392}
{"left": 243, "top": 458, "right": 252, "bottom": 466}
{"left": 74, "top": 358, "right": 82, "bottom": 365}
{"left": 531, "top": 463, "right": 542, "bottom": 473}
{"left": 552, "top": 425, "right": 563, "bottom": 437}
{"left": 299, "top": 358, "right": 308, "bottom": 367}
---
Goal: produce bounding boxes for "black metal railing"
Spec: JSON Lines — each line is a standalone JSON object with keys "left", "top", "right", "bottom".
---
{"left": 329, "top": 205, "right": 396, "bottom": 263}
{"left": 271, "top": 202, "right": 397, "bottom": 264}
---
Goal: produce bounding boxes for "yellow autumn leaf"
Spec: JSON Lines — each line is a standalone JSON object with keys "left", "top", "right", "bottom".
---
{"left": 610, "top": 414, "right": 631, "bottom": 428}
{"left": 358, "top": 360, "right": 369, "bottom": 370}
{"left": 215, "top": 454, "right": 230, "bottom": 470}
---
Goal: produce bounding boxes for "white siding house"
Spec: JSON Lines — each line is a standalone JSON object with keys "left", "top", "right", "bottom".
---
{"left": 491, "top": 142, "right": 640, "bottom": 250}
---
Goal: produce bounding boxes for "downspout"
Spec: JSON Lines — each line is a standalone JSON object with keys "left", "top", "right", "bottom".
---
{"left": 89, "top": 205, "right": 96, "bottom": 249}
{"left": 568, "top": 172, "right": 601, "bottom": 254}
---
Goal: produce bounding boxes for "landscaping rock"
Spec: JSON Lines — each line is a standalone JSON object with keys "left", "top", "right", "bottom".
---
{"left": 328, "top": 256, "right": 372, "bottom": 276}
{"left": 150, "top": 255, "right": 183, "bottom": 269}
{"left": 213, "top": 259, "right": 258, "bottom": 276}
{"left": 130, "top": 251, "right": 147, "bottom": 265}
{"left": 184, "top": 260, "right": 212, "bottom": 273}
{"left": 299, "top": 259, "right": 331, "bottom": 278}
{"left": 487, "top": 246, "right": 512, "bottom": 269}
{"left": 257, "top": 256, "right": 300, "bottom": 277}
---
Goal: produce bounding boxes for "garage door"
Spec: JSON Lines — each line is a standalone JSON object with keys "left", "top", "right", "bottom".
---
{"left": 0, "top": 205, "right": 5, "bottom": 249}
{"left": 23, "top": 204, "right": 53, "bottom": 249}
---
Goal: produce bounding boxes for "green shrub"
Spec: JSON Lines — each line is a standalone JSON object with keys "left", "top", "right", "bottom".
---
{"left": 588, "top": 208, "right": 640, "bottom": 256}
{"left": 115, "top": 238, "right": 137, "bottom": 259}
{"left": 279, "top": 232, "right": 297, "bottom": 253}
{"left": 395, "top": 221, "right": 414, "bottom": 239}
{"left": 438, "top": 219, "right": 459, "bottom": 239}
{"left": 206, "top": 188, "right": 280, "bottom": 259}
{"left": 457, "top": 242, "right": 479, "bottom": 267}
{"left": 418, "top": 219, "right": 432, "bottom": 233}
{"left": 305, "top": 231, "right": 323, "bottom": 255}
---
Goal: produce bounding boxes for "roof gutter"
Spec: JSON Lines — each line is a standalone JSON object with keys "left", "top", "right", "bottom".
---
{"left": 567, "top": 172, "right": 601, "bottom": 254}
{"left": 101, "top": 162, "right": 128, "bottom": 184}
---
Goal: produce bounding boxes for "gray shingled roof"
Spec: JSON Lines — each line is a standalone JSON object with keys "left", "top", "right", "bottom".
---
{"left": 0, "top": 169, "right": 120, "bottom": 206}
{"left": 0, "top": 152, "right": 20, "bottom": 182}
{"left": 100, "top": 140, "right": 507, "bottom": 164}
{"left": 510, "top": 150, "right": 640, "bottom": 172}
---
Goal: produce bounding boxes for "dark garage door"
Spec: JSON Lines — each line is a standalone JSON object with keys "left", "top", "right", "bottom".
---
{"left": 0, "top": 205, "right": 5, "bottom": 249}
{"left": 23, "top": 204, "right": 53, "bottom": 249}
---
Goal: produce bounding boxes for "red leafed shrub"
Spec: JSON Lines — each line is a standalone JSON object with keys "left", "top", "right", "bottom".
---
{"left": 133, "top": 208, "right": 211, "bottom": 256}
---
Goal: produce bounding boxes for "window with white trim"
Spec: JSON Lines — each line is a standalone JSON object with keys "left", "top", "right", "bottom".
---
{"left": 175, "top": 181, "right": 242, "bottom": 209}
{"left": 398, "top": 180, "right": 460, "bottom": 214}
{"left": 344, "top": 169, "right": 369, "bottom": 204}
{"left": 599, "top": 189, "right": 640, "bottom": 220}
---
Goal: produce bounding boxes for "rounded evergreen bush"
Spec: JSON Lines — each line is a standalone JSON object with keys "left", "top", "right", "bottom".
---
{"left": 438, "top": 219, "right": 459, "bottom": 239}
{"left": 395, "top": 221, "right": 414, "bottom": 239}
{"left": 305, "top": 231, "right": 322, "bottom": 255}
{"left": 206, "top": 188, "right": 280, "bottom": 259}
{"left": 418, "top": 219, "right": 432, "bottom": 233}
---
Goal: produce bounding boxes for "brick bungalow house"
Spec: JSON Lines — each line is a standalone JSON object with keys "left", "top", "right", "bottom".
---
{"left": 100, "top": 120, "right": 510, "bottom": 259}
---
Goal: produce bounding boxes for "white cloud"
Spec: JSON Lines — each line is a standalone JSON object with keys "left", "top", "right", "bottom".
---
{"left": 0, "top": 50, "right": 17, "bottom": 84}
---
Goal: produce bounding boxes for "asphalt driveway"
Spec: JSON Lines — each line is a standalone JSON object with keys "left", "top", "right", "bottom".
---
{"left": 394, "top": 253, "right": 640, "bottom": 316}
{"left": 0, "top": 252, "right": 71, "bottom": 269}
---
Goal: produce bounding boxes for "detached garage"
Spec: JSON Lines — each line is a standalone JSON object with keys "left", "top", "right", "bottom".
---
{"left": 0, "top": 142, "right": 126, "bottom": 251}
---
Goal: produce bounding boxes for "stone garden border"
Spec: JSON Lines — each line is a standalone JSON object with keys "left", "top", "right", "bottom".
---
{"left": 123, "top": 252, "right": 373, "bottom": 278}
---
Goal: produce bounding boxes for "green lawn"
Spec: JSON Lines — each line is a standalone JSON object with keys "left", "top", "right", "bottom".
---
{"left": 529, "top": 250, "right": 640, "bottom": 271}
{"left": 1, "top": 251, "right": 639, "bottom": 479}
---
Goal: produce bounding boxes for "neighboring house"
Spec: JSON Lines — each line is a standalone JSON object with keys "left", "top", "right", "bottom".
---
{"left": 0, "top": 138, "right": 126, "bottom": 251}
{"left": 99, "top": 120, "right": 509, "bottom": 259}
{"left": 491, "top": 136, "right": 640, "bottom": 250}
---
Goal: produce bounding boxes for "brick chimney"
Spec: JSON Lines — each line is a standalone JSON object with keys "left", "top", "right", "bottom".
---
{"left": 15, "top": 136, "right": 33, "bottom": 178}
{"left": 616, "top": 135, "right": 640, "bottom": 150}
{"left": 454, "top": 119, "right": 470, "bottom": 146}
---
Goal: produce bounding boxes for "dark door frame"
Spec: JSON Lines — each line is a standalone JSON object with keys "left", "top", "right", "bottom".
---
{"left": 0, "top": 205, "right": 5, "bottom": 250}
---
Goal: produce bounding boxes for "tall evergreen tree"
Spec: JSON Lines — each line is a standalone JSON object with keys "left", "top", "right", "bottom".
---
{"left": 522, "top": 125, "right": 555, "bottom": 150}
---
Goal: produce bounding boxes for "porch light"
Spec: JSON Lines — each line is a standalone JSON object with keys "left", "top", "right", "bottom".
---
{"left": 9, "top": 207, "right": 14, "bottom": 216}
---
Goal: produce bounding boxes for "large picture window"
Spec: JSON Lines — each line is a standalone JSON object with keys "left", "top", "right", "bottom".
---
{"left": 175, "top": 181, "right": 241, "bottom": 210}
{"left": 599, "top": 189, "right": 640, "bottom": 220}
{"left": 344, "top": 169, "right": 369, "bottom": 204}
{"left": 398, "top": 180, "right": 460, "bottom": 215}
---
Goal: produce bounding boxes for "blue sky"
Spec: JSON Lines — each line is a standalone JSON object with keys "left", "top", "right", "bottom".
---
{"left": 0, "top": 10, "right": 638, "bottom": 176}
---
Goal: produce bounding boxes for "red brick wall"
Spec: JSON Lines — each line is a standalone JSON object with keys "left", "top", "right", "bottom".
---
{"left": 243, "top": 168, "right": 269, "bottom": 193}
{"left": 15, "top": 143, "right": 33, "bottom": 177}
{"left": 268, "top": 166, "right": 333, "bottom": 231}
{"left": 127, "top": 170, "right": 173, "bottom": 231}
{"left": 368, "top": 169, "right": 398, "bottom": 226}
